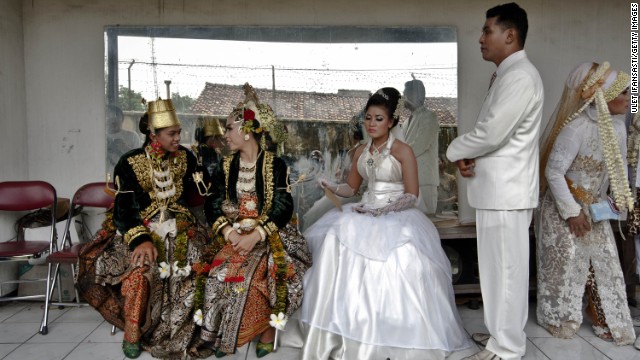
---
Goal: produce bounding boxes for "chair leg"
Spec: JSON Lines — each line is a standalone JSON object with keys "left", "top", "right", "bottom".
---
{"left": 70, "top": 263, "right": 81, "bottom": 304}
{"left": 40, "top": 263, "right": 60, "bottom": 335}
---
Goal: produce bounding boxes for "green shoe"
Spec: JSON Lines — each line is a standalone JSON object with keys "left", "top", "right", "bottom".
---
{"left": 214, "top": 348, "right": 227, "bottom": 358}
{"left": 122, "top": 340, "right": 141, "bottom": 359}
{"left": 255, "top": 341, "right": 274, "bottom": 358}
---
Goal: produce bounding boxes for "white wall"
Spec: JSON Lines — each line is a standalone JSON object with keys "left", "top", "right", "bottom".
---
{"left": 0, "top": 0, "right": 25, "bottom": 285}
{"left": 0, "top": 0, "right": 27, "bottom": 183}
{"left": 3, "top": 0, "right": 632, "bottom": 211}
{"left": 0, "top": 0, "right": 27, "bottom": 242}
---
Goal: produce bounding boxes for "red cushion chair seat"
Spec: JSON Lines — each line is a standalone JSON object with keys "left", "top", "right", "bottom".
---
{"left": 0, "top": 241, "right": 50, "bottom": 258}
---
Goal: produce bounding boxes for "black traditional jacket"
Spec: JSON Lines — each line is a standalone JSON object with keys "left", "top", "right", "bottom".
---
{"left": 205, "top": 151, "right": 293, "bottom": 236}
{"left": 113, "top": 145, "right": 205, "bottom": 249}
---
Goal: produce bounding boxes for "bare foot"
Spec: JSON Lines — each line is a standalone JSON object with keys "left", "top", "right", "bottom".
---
{"left": 259, "top": 327, "right": 276, "bottom": 343}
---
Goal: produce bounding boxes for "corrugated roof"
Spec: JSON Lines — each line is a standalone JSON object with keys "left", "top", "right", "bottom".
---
{"left": 191, "top": 82, "right": 457, "bottom": 126}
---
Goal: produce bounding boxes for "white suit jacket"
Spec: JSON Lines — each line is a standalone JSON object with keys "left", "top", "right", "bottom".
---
{"left": 446, "top": 50, "right": 544, "bottom": 210}
{"left": 403, "top": 105, "right": 439, "bottom": 187}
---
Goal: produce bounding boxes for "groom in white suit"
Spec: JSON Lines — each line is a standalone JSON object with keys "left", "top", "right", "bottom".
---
{"left": 447, "top": 3, "right": 543, "bottom": 360}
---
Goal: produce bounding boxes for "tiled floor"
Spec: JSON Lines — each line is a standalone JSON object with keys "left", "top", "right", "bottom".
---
{"left": 0, "top": 298, "right": 639, "bottom": 360}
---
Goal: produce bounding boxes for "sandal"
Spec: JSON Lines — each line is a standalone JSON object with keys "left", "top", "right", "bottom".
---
{"left": 471, "top": 333, "right": 490, "bottom": 347}
{"left": 595, "top": 331, "right": 614, "bottom": 342}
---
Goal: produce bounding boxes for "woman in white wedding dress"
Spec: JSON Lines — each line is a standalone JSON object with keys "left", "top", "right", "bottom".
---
{"left": 296, "top": 87, "right": 471, "bottom": 360}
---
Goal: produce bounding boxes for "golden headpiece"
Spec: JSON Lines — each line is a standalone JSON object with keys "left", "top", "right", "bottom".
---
{"left": 146, "top": 98, "right": 181, "bottom": 132}
{"left": 235, "top": 83, "right": 288, "bottom": 152}
{"left": 203, "top": 117, "right": 224, "bottom": 137}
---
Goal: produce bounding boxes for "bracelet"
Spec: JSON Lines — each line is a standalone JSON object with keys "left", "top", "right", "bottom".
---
{"left": 256, "top": 226, "right": 267, "bottom": 242}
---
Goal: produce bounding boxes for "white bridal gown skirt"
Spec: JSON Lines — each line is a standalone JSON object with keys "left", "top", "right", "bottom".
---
{"left": 286, "top": 204, "right": 471, "bottom": 360}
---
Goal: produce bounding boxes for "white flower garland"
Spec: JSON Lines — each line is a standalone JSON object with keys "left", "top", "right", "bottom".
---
{"left": 628, "top": 114, "right": 640, "bottom": 202}
{"left": 594, "top": 88, "right": 634, "bottom": 211}
{"left": 549, "top": 61, "right": 634, "bottom": 211}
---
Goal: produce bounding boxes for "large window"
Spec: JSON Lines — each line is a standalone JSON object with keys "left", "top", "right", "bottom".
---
{"left": 104, "top": 26, "right": 458, "bottom": 227}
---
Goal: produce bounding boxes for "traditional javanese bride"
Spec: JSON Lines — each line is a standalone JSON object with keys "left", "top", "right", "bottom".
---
{"left": 199, "top": 83, "right": 311, "bottom": 358}
{"left": 292, "top": 87, "right": 471, "bottom": 359}
{"left": 77, "top": 99, "right": 217, "bottom": 359}
{"left": 535, "top": 61, "right": 635, "bottom": 345}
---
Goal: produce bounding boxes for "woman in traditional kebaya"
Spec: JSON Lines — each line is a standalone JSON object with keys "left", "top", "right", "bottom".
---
{"left": 200, "top": 83, "right": 311, "bottom": 358}
{"left": 535, "top": 62, "right": 636, "bottom": 345}
{"left": 296, "top": 87, "right": 471, "bottom": 359}
{"left": 77, "top": 99, "right": 217, "bottom": 359}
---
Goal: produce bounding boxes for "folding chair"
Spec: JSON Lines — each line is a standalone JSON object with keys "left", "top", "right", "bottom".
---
{"left": 0, "top": 181, "right": 57, "bottom": 302}
{"left": 40, "top": 182, "right": 114, "bottom": 335}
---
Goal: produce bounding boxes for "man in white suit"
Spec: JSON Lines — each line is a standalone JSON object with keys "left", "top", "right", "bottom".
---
{"left": 403, "top": 78, "right": 439, "bottom": 214}
{"left": 446, "top": 3, "right": 543, "bottom": 360}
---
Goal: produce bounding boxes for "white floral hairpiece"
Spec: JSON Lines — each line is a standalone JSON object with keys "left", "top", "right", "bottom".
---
{"left": 393, "top": 97, "right": 404, "bottom": 119}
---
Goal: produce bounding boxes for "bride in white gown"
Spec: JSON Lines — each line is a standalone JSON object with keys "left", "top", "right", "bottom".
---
{"left": 292, "top": 87, "right": 471, "bottom": 360}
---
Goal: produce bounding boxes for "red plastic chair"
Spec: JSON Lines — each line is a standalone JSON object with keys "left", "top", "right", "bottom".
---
{"left": 0, "top": 181, "right": 57, "bottom": 302}
{"left": 40, "top": 182, "right": 114, "bottom": 335}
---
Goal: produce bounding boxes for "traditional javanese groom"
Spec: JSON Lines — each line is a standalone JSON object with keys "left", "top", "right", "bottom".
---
{"left": 403, "top": 78, "right": 439, "bottom": 214}
{"left": 446, "top": 3, "right": 543, "bottom": 360}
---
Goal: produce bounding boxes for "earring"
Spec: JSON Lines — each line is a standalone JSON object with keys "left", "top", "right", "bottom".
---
{"left": 244, "top": 134, "right": 250, "bottom": 141}
{"left": 150, "top": 140, "right": 162, "bottom": 151}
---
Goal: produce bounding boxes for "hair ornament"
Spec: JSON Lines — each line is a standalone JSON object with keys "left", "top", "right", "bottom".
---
{"left": 376, "top": 89, "right": 389, "bottom": 100}
{"left": 233, "top": 83, "right": 288, "bottom": 153}
{"left": 393, "top": 96, "right": 405, "bottom": 120}
{"left": 581, "top": 62, "right": 610, "bottom": 100}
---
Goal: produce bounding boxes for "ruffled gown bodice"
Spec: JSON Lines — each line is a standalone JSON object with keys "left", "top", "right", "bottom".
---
{"left": 357, "top": 137, "right": 405, "bottom": 208}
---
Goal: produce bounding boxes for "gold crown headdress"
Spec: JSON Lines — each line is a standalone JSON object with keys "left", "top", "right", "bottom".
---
{"left": 144, "top": 98, "right": 181, "bottom": 132}
{"left": 203, "top": 117, "right": 224, "bottom": 137}
{"left": 235, "top": 83, "right": 288, "bottom": 153}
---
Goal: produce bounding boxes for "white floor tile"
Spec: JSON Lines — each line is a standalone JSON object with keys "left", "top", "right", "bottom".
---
{"left": 3, "top": 302, "right": 67, "bottom": 324}
{"left": 2, "top": 298, "right": 637, "bottom": 360}
{"left": 524, "top": 319, "right": 555, "bottom": 338}
{"left": 530, "top": 336, "right": 610, "bottom": 360}
{"left": 462, "top": 316, "right": 489, "bottom": 336}
{"left": 83, "top": 322, "right": 123, "bottom": 343}
{"left": 0, "top": 322, "right": 39, "bottom": 343}
{"left": 55, "top": 305, "right": 104, "bottom": 323}
{"left": 0, "top": 344, "right": 20, "bottom": 358}
{"left": 28, "top": 322, "right": 99, "bottom": 343}
{"left": 582, "top": 336, "right": 640, "bottom": 360}
{"left": 446, "top": 345, "right": 482, "bottom": 360}
{"left": 2, "top": 342, "right": 76, "bottom": 360}
{"left": 64, "top": 343, "right": 125, "bottom": 360}
{"left": 0, "top": 303, "right": 25, "bottom": 323}
{"left": 523, "top": 339, "right": 551, "bottom": 360}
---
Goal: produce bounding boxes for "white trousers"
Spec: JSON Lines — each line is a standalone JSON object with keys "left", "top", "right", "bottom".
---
{"left": 476, "top": 209, "right": 532, "bottom": 360}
